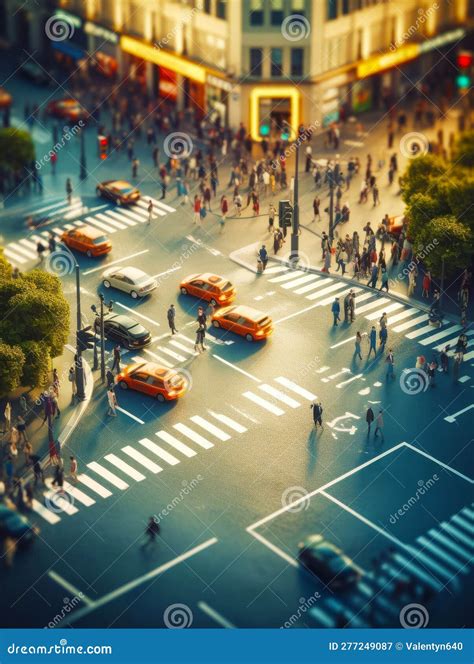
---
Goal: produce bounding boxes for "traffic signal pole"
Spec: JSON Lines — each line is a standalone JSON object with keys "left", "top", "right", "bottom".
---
{"left": 100, "top": 294, "right": 106, "bottom": 384}
{"left": 75, "top": 263, "right": 86, "bottom": 401}
{"left": 290, "top": 134, "right": 300, "bottom": 265}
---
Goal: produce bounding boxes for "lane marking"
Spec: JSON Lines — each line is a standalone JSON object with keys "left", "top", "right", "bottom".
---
{"left": 406, "top": 321, "right": 441, "bottom": 340}
{"left": 441, "top": 522, "right": 473, "bottom": 549}
{"left": 143, "top": 195, "right": 176, "bottom": 213}
{"left": 3, "top": 248, "right": 27, "bottom": 264}
{"left": 306, "top": 282, "right": 349, "bottom": 302}
{"left": 208, "top": 410, "right": 247, "bottom": 433}
{"left": 258, "top": 384, "right": 300, "bottom": 408}
{"left": 250, "top": 529, "right": 299, "bottom": 568}
{"left": 274, "top": 376, "right": 316, "bottom": 401}
{"left": 386, "top": 307, "right": 419, "bottom": 325}
{"left": 139, "top": 438, "right": 180, "bottom": 465}
{"left": 269, "top": 270, "right": 307, "bottom": 283}
{"left": 144, "top": 349, "right": 174, "bottom": 367}
{"left": 274, "top": 302, "right": 322, "bottom": 324}
{"left": 122, "top": 445, "right": 162, "bottom": 474}
{"left": 155, "top": 431, "right": 197, "bottom": 457}
{"left": 197, "top": 602, "right": 236, "bottom": 628}
{"left": 87, "top": 461, "right": 129, "bottom": 490}
{"left": 336, "top": 373, "right": 363, "bottom": 388}
{"left": 82, "top": 250, "right": 149, "bottom": 276}
{"left": 78, "top": 474, "right": 112, "bottom": 498}
{"left": 317, "top": 286, "right": 363, "bottom": 308}
{"left": 281, "top": 274, "right": 320, "bottom": 290}
{"left": 173, "top": 423, "right": 214, "bottom": 449}
{"left": 330, "top": 335, "right": 356, "bottom": 349}
{"left": 159, "top": 346, "right": 186, "bottom": 362}
{"left": 428, "top": 529, "right": 471, "bottom": 561}
{"left": 104, "top": 454, "right": 146, "bottom": 481}
{"left": 114, "top": 301, "right": 160, "bottom": 327}
{"left": 104, "top": 209, "right": 137, "bottom": 227}
{"left": 243, "top": 391, "right": 285, "bottom": 416}
{"left": 31, "top": 498, "right": 61, "bottom": 524}
{"left": 43, "top": 484, "right": 79, "bottom": 515}
{"left": 294, "top": 278, "right": 328, "bottom": 295}
{"left": 115, "top": 406, "right": 145, "bottom": 424}
{"left": 61, "top": 480, "right": 95, "bottom": 507}
{"left": 403, "top": 442, "right": 473, "bottom": 482}
{"left": 212, "top": 355, "right": 261, "bottom": 383}
{"left": 419, "top": 324, "right": 462, "bottom": 346}
{"left": 84, "top": 215, "right": 117, "bottom": 234}
{"left": 354, "top": 297, "right": 390, "bottom": 315}
{"left": 416, "top": 535, "right": 465, "bottom": 573}
{"left": 96, "top": 212, "right": 126, "bottom": 230}
{"left": 48, "top": 571, "right": 94, "bottom": 606}
{"left": 393, "top": 313, "right": 428, "bottom": 333}
{"left": 393, "top": 553, "right": 441, "bottom": 591}
{"left": 190, "top": 415, "right": 231, "bottom": 441}
{"left": 365, "top": 302, "right": 404, "bottom": 320}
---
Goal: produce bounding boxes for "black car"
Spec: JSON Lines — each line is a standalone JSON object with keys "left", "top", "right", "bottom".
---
{"left": 96, "top": 313, "right": 151, "bottom": 349}
{"left": 298, "top": 534, "right": 361, "bottom": 590}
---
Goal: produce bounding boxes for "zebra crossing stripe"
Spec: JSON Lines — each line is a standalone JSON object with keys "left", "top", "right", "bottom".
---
{"left": 78, "top": 474, "right": 112, "bottom": 498}
{"left": 419, "top": 324, "right": 463, "bottom": 346}
{"left": 428, "top": 529, "right": 471, "bottom": 562}
{"left": 159, "top": 347, "right": 186, "bottom": 362}
{"left": 354, "top": 297, "right": 390, "bottom": 314}
{"left": 350, "top": 291, "right": 375, "bottom": 307}
{"left": 176, "top": 334, "right": 196, "bottom": 346}
{"left": 139, "top": 438, "right": 180, "bottom": 465}
{"left": 208, "top": 411, "right": 247, "bottom": 433}
{"left": 281, "top": 274, "right": 319, "bottom": 289}
{"left": 269, "top": 271, "right": 308, "bottom": 284}
{"left": 243, "top": 391, "right": 285, "bottom": 416}
{"left": 143, "top": 349, "right": 174, "bottom": 367}
{"left": 169, "top": 339, "right": 198, "bottom": 355}
{"left": 309, "top": 607, "right": 335, "bottom": 627}
{"left": 387, "top": 307, "right": 419, "bottom": 325}
{"left": 85, "top": 215, "right": 117, "bottom": 233}
{"left": 142, "top": 195, "right": 176, "bottom": 214}
{"left": 406, "top": 321, "right": 440, "bottom": 340}
{"left": 451, "top": 513, "right": 473, "bottom": 534}
{"left": 461, "top": 506, "right": 474, "bottom": 521}
{"left": 434, "top": 330, "right": 474, "bottom": 352}
{"left": 31, "top": 498, "right": 61, "bottom": 524}
{"left": 393, "top": 553, "right": 441, "bottom": 591}
{"left": 190, "top": 415, "right": 231, "bottom": 441}
{"left": 87, "top": 461, "right": 129, "bottom": 489}
{"left": 61, "top": 480, "right": 95, "bottom": 507}
{"left": 393, "top": 314, "right": 428, "bottom": 333}
{"left": 173, "top": 423, "right": 214, "bottom": 449}
{"left": 365, "top": 302, "right": 404, "bottom": 320}
{"left": 258, "top": 384, "right": 300, "bottom": 408}
{"left": 122, "top": 446, "right": 163, "bottom": 473}
{"left": 155, "top": 430, "right": 197, "bottom": 457}
{"left": 133, "top": 200, "right": 166, "bottom": 218}
{"left": 265, "top": 266, "right": 291, "bottom": 275}
{"left": 294, "top": 277, "right": 328, "bottom": 295}
{"left": 440, "top": 522, "right": 472, "bottom": 549}
{"left": 417, "top": 536, "right": 465, "bottom": 573}
{"left": 121, "top": 207, "right": 150, "bottom": 222}
{"left": 274, "top": 377, "right": 316, "bottom": 401}
{"left": 318, "top": 286, "right": 363, "bottom": 308}
{"left": 8, "top": 243, "right": 35, "bottom": 259}
{"left": 4, "top": 248, "right": 27, "bottom": 264}
{"left": 406, "top": 545, "right": 455, "bottom": 583}
{"left": 43, "top": 486, "right": 79, "bottom": 516}
{"left": 306, "top": 282, "right": 348, "bottom": 301}
{"left": 96, "top": 212, "right": 126, "bottom": 230}
{"left": 104, "top": 454, "right": 146, "bottom": 481}
{"left": 102, "top": 209, "right": 136, "bottom": 227}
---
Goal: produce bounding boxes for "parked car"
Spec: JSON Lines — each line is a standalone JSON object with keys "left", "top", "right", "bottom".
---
{"left": 96, "top": 180, "right": 141, "bottom": 205}
{"left": 102, "top": 266, "right": 157, "bottom": 298}
{"left": 95, "top": 313, "right": 151, "bottom": 349}
{"left": 298, "top": 534, "right": 361, "bottom": 589}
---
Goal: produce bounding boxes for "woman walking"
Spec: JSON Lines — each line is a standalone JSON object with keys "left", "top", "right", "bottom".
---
{"left": 354, "top": 331, "right": 363, "bottom": 360}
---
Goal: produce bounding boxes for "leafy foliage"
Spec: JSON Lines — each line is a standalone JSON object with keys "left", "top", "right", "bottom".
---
{"left": 0, "top": 128, "right": 35, "bottom": 172}
{"left": 0, "top": 342, "right": 25, "bottom": 394}
{"left": 452, "top": 131, "right": 474, "bottom": 169}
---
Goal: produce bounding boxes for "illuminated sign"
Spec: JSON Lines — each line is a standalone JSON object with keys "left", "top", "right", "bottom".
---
{"left": 357, "top": 44, "right": 419, "bottom": 78}
{"left": 249, "top": 86, "right": 300, "bottom": 142}
{"left": 120, "top": 35, "right": 206, "bottom": 83}
{"left": 420, "top": 28, "right": 466, "bottom": 53}
{"left": 84, "top": 21, "right": 118, "bottom": 44}
{"left": 207, "top": 74, "right": 233, "bottom": 92}
{"left": 54, "top": 10, "right": 82, "bottom": 29}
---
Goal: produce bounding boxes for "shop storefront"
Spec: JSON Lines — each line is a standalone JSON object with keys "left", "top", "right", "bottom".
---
{"left": 206, "top": 74, "right": 232, "bottom": 126}
{"left": 83, "top": 21, "right": 119, "bottom": 78}
{"left": 319, "top": 72, "right": 352, "bottom": 126}
{"left": 249, "top": 86, "right": 301, "bottom": 142}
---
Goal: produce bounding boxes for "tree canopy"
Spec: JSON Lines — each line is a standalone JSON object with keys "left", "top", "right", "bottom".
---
{"left": 0, "top": 128, "right": 35, "bottom": 172}
{"left": 0, "top": 253, "right": 70, "bottom": 394}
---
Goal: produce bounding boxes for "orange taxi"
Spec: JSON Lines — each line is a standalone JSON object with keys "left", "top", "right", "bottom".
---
{"left": 211, "top": 305, "right": 273, "bottom": 342}
{"left": 60, "top": 225, "right": 112, "bottom": 257}
{"left": 180, "top": 273, "right": 236, "bottom": 307}
{"left": 117, "top": 362, "right": 187, "bottom": 402}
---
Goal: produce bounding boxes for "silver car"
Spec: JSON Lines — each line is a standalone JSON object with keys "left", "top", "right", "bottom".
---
{"left": 102, "top": 266, "right": 157, "bottom": 299}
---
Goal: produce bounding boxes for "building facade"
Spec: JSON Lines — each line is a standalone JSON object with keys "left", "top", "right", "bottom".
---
{"left": 0, "top": 0, "right": 471, "bottom": 136}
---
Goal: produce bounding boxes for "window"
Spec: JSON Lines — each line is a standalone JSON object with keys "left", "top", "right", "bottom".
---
{"left": 342, "top": 0, "right": 350, "bottom": 14}
{"left": 271, "top": 48, "right": 283, "bottom": 76}
{"left": 203, "top": 0, "right": 211, "bottom": 13}
{"left": 291, "top": 48, "right": 304, "bottom": 76}
{"left": 250, "top": 0, "right": 264, "bottom": 26}
{"left": 270, "top": 0, "right": 284, "bottom": 25}
{"left": 291, "top": 0, "right": 305, "bottom": 15}
{"left": 250, "top": 48, "right": 263, "bottom": 76}
{"left": 216, "top": 0, "right": 227, "bottom": 19}
{"left": 327, "top": 0, "right": 338, "bottom": 20}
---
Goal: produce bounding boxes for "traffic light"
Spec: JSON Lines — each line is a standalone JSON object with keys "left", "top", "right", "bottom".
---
{"left": 278, "top": 200, "right": 293, "bottom": 229}
{"left": 456, "top": 51, "right": 472, "bottom": 91}
{"left": 77, "top": 326, "right": 95, "bottom": 352}
{"left": 98, "top": 135, "right": 108, "bottom": 160}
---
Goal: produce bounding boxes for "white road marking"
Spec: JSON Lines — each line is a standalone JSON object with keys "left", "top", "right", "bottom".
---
{"left": 306, "top": 282, "right": 349, "bottom": 302}
{"left": 403, "top": 442, "right": 473, "bottom": 483}
{"left": 406, "top": 544, "right": 456, "bottom": 583}
{"left": 336, "top": 373, "right": 363, "bottom": 388}
{"left": 197, "top": 602, "right": 236, "bottom": 628}
{"left": 330, "top": 336, "right": 356, "bottom": 349}
{"left": 294, "top": 278, "right": 328, "bottom": 295}
{"left": 392, "top": 554, "right": 441, "bottom": 591}
{"left": 61, "top": 480, "right": 95, "bottom": 507}
{"left": 102, "top": 209, "right": 136, "bottom": 227}
{"left": 250, "top": 529, "right": 299, "bottom": 568}
{"left": 159, "top": 347, "right": 186, "bottom": 362}
{"left": 84, "top": 215, "right": 117, "bottom": 233}
{"left": 281, "top": 274, "right": 320, "bottom": 290}
{"left": 134, "top": 200, "right": 165, "bottom": 218}
{"left": 143, "top": 349, "right": 174, "bottom": 367}
{"left": 48, "top": 571, "right": 94, "bottom": 606}
{"left": 393, "top": 314, "right": 428, "bottom": 333}
{"left": 355, "top": 297, "right": 390, "bottom": 314}
{"left": 78, "top": 474, "right": 112, "bottom": 498}
{"left": 120, "top": 207, "right": 149, "bottom": 222}
{"left": 30, "top": 198, "right": 79, "bottom": 216}
{"left": 139, "top": 438, "right": 180, "bottom": 465}
{"left": 387, "top": 307, "right": 419, "bottom": 325}
{"left": 263, "top": 266, "right": 288, "bottom": 275}
{"left": 151, "top": 266, "right": 181, "bottom": 279}
{"left": 416, "top": 536, "right": 465, "bottom": 573}
{"left": 173, "top": 423, "right": 214, "bottom": 449}
{"left": 406, "top": 321, "right": 441, "bottom": 340}
{"left": 143, "top": 195, "right": 176, "bottom": 213}
{"left": 208, "top": 410, "right": 247, "bottom": 433}
{"left": 190, "top": 415, "right": 231, "bottom": 441}
{"left": 458, "top": 375, "right": 470, "bottom": 383}
{"left": 451, "top": 513, "right": 473, "bottom": 535}
{"left": 122, "top": 446, "right": 162, "bottom": 473}
{"left": 104, "top": 454, "right": 146, "bottom": 481}
{"left": 3, "top": 248, "right": 27, "bottom": 264}
{"left": 9, "top": 243, "right": 36, "bottom": 259}
{"left": 155, "top": 431, "right": 197, "bottom": 457}
{"left": 317, "top": 286, "right": 363, "bottom": 308}
{"left": 229, "top": 405, "right": 259, "bottom": 424}
{"left": 212, "top": 355, "right": 261, "bottom": 382}
{"left": 243, "top": 391, "right": 285, "bottom": 416}
{"left": 258, "top": 384, "right": 300, "bottom": 408}
{"left": 428, "top": 529, "right": 471, "bottom": 562}
{"left": 365, "top": 302, "right": 404, "bottom": 320}
{"left": 95, "top": 212, "right": 127, "bottom": 230}
{"left": 441, "top": 522, "right": 472, "bottom": 549}
{"left": 269, "top": 271, "right": 307, "bottom": 283}
{"left": 274, "top": 302, "right": 321, "bottom": 324}
{"left": 43, "top": 487, "right": 79, "bottom": 516}
{"left": 114, "top": 301, "right": 160, "bottom": 326}
{"left": 419, "top": 324, "right": 462, "bottom": 346}
{"left": 169, "top": 339, "right": 198, "bottom": 355}
{"left": 115, "top": 406, "right": 145, "bottom": 424}
{"left": 82, "top": 250, "right": 149, "bottom": 276}
{"left": 87, "top": 461, "right": 129, "bottom": 490}
{"left": 31, "top": 498, "right": 61, "bottom": 524}
{"left": 274, "top": 376, "right": 316, "bottom": 401}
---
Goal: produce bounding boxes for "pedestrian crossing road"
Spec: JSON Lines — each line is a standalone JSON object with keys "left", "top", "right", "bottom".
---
{"left": 265, "top": 265, "right": 473, "bottom": 362}
{"left": 3, "top": 196, "right": 175, "bottom": 267}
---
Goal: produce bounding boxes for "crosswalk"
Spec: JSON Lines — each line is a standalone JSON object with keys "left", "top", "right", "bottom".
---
{"left": 265, "top": 266, "right": 473, "bottom": 361}
{"left": 3, "top": 196, "right": 175, "bottom": 267}
{"left": 309, "top": 503, "right": 474, "bottom": 627}
{"left": 30, "top": 375, "right": 316, "bottom": 526}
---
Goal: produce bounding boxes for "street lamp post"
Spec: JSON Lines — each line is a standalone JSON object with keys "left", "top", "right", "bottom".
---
{"left": 283, "top": 121, "right": 300, "bottom": 265}
{"left": 75, "top": 263, "right": 86, "bottom": 401}
{"left": 92, "top": 294, "right": 113, "bottom": 384}
{"left": 79, "top": 128, "right": 87, "bottom": 181}
{"left": 328, "top": 173, "right": 335, "bottom": 246}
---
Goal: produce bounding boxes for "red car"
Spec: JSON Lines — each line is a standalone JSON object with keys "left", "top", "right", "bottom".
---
{"left": 47, "top": 98, "right": 89, "bottom": 122}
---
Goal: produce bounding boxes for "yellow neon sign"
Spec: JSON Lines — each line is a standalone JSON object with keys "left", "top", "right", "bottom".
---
{"left": 120, "top": 35, "right": 206, "bottom": 84}
{"left": 357, "top": 44, "right": 420, "bottom": 78}
{"left": 250, "top": 86, "right": 300, "bottom": 142}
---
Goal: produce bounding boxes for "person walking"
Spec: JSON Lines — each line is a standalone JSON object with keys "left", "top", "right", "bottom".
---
{"left": 193, "top": 195, "right": 202, "bottom": 225}
{"left": 258, "top": 245, "right": 268, "bottom": 272}
{"left": 354, "top": 331, "right": 363, "bottom": 360}
{"left": 220, "top": 195, "right": 228, "bottom": 232}
{"left": 167, "top": 304, "right": 178, "bottom": 335}
{"left": 312, "top": 196, "right": 321, "bottom": 222}
{"left": 16, "top": 415, "right": 28, "bottom": 444}
{"left": 132, "top": 157, "right": 140, "bottom": 178}
{"left": 367, "top": 263, "right": 378, "bottom": 288}
{"left": 48, "top": 232, "right": 56, "bottom": 255}
{"left": 366, "top": 407, "right": 374, "bottom": 434}
{"left": 147, "top": 200, "right": 153, "bottom": 225}
{"left": 427, "top": 359, "right": 437, "bottom": 387}
{"left": 440, "top": 345, "right": 450, "bottom": 373}
{"left": 368, "top": 326, "right": 377, "bottom": 358}
{"left": 379, "top": 268, "right": 389, "bottom": 292}
{"left": 143, "top": 516, "right": 160, "bottom": 546}
{"left": 331, "top": 297, "right": 341, "bottom": 326}
{"left": 69, "top": 455, "right": 78, "bottom": 482}
{"left": 106, "top": 387, "right": 118, "bottom": 417}
{"left": 33, "top": 458, "right": 45, "bottom": 486}
{"left": 374, "top": 410, "right": 384, "bottom": 441}
{"left": 379, "top": 326, "right": 388, "bottom": 351}
{"left": 111, "top": 344, "right": 121, "bottom": 373}
{"left": 349, "top": 291, "right": 356, "bottom": 322}
{"left": 106, "top": 368, "right": 115, "bottom": 389}
{"left": 23, "top": 439, "right": 33, "bottom": 465}
{"left": 51, "top": 459, "right": 64, "bottom": 489}
{"left": 194, "top": 324, "right": 206, "bottom": 353}
{"left": 385, "top": 349, "right": 395, "bottom": 379}
{"left": 268, "top": 203, "right": 276, "bottom": 232}
{"left": 422, "top": 270, "right": 431, "bottom": 298}
{"left": 66, "top": 178, "right": 73, "bottom": 204}
{"left": 36, "top": 240, "right": 46, "bottom": 265}
{"left": 3, "top": 401, "right": 11, "bottom": 435}
{"left": 310, "top": 402, "right": 323, "bottom": 429}
{"left": 343, "top": 291, "right": 351, "bottom": 323}
{"left": 68, "top": 366, "right": 76, "bottom": 401}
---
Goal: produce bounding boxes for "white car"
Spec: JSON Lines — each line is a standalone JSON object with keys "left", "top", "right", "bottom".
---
{"left": 102, "top": 266, "right": 157, "bottom": 299}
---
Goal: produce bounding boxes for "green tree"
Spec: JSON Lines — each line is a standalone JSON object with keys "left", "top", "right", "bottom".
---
{"left": 452, "top": 131, "right": 474, "bottom": 169}
{"left": 401, "top": 155, "right": 446, "bottom": 204}
{"left": 20, "top": 340, "right": 50, "bottom": 388}
{"left": 415, "top": 215, "right": 472, "bottom": 276}
{"left": 0, "top": 128, "right": 35, "bottom": 173}
{"left": 0, "top": 342, "right": 25, "bottom": 394}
